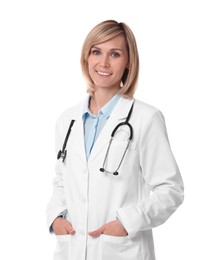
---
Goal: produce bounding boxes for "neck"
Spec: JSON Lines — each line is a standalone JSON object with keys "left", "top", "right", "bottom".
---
{"left": 93, "top": 88, "right": 119, "bottom": 108}
{"left": 90, "top": 89, "right": 119, "bottom": 115}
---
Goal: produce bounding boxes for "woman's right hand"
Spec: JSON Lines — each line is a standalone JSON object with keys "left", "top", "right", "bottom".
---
{"left": 52, "top": 217, "right": 76, "bottom": 235}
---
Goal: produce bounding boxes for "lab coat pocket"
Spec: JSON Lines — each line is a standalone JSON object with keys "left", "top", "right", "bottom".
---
{"left": 54, "top": 235, "right": 71, "bottom": 260}
{"left": 100, "top": 234, "right": 142, "bottom": 260}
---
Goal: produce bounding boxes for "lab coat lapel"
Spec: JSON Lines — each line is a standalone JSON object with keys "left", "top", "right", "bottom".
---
{"left": 88, "top": 97, "right": 134, "bottom": 163}
{"left": 68, "top": 100, "right": 86, "bottom": 164}
{"left": 73, "top": 117, "right": 86, "bottom": 163}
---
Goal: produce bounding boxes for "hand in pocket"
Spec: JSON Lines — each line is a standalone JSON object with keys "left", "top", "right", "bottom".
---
{"left": 52, "top": 217, "right": 75, "bottom": 235}
{"left": 89, "top": 220, "right": 128, "bottom": 237}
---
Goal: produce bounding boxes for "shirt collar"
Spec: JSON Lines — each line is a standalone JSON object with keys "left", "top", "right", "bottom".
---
{"left": 82, "top": 94, "right": 121, "bottom": 120}
{"left": 82, "top": 96, "right": 91, "bottom": 119}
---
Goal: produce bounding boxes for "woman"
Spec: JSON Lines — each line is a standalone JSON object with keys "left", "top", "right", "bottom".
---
{"left": 46, "top": 20, "right": 184, "bottom": 260}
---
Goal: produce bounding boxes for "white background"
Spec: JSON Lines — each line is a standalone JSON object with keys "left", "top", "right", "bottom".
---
{"left": 0, "top": 0, "right": 223, "bottom": 259}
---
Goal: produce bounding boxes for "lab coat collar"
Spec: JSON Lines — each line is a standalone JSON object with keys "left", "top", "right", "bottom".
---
{"left": 82, "top": 94, "right": 121, "bottom": 120}
{"left": 87, "top": 97, "right": 134, "bottom": 163}
{"left": 70, "top": 96, "right": 134, "bottom": 164}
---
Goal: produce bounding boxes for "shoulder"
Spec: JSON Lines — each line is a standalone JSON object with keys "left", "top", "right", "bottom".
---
{"left": 134, "top": 99, "right": 164, "bottom": 119}
{"left": 58, "top": 104, "right": 80, "bottom": 120}
{"left": 56, "top": 98, "right": 86, "bottom": 128}
{"left": 132, "top": 99, "right": 167, "bottom": 133}
{"left": 133, "top": 99, "right": 168, "bottom": 140}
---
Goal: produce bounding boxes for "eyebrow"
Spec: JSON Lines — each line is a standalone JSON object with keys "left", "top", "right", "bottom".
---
{"left": 91, "top": 46, "right": 124, "bottom": 52}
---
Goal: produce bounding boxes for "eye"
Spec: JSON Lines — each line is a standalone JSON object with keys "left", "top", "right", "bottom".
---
{"left": 91, "top": 49, "right": 101, "bottom": 55}
{"left": 111, "top": 51, "right": 120, "bottom": 58}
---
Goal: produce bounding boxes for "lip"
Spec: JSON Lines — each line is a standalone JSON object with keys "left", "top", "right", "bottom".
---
{"left": 96, "top": 70, "right": 112, "bottom": 76}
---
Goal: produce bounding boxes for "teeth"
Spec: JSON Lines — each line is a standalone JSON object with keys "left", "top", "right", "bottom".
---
{"left": 97, "top": 71, "right": 111, "bottom": 76}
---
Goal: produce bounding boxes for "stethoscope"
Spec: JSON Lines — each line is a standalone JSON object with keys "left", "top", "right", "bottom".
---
{"left": 57, "top": 101, "right": 134, "bottom": 176}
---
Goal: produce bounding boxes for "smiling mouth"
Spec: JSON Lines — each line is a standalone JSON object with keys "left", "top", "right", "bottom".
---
{"left": 96, "top": 70, "right": 112, "bottom": 76}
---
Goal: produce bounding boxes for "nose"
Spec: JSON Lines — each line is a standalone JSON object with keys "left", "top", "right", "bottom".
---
{"left": 99, "top": 54, "right": 110, "bottom": 68}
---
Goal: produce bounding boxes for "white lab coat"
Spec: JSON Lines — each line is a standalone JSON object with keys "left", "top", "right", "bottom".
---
{"left": 46, "top": 96, "right": 184, "bottom": 260}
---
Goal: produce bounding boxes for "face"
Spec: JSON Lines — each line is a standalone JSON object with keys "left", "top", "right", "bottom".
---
{"left": 87, "top": 35, "right": 129, "bottom": 93}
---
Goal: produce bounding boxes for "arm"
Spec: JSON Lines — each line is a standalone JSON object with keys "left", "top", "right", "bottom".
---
{"left": 116, "top": 110, "right": 184, "bottom": 239}
{"left": 46, "top": 117, "right": 72, "bottom": 233}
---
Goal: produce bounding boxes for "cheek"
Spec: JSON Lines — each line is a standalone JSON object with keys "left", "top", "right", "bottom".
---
{"left": 88, "top": 61, "right": 94, "bottom": 75}
{"left": 118, "top": 59, "right": 128, "bottom": 72}
{"left": 116, "top": 64, "right": 127, "bottom": 78}
{"left": 87, "top": 56, "right": 94, "bottom": 69}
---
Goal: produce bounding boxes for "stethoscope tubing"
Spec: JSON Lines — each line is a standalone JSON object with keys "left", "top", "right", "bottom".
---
{"left": 57, "top": 119, "right": 75, "bottom": 162}
{"left": 111, "top": 121, "right": 133, "bottom": 140}
{"left": 57, "top": 100, "right": 135, "bottom": 175}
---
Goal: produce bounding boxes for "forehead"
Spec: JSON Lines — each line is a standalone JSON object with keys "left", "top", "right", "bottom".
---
{"left": 93, "top": 34, "right": 127, "bottom": 51}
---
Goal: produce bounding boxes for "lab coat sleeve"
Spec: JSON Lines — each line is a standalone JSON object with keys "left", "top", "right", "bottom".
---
{"left": 46, "top": 117, "right": 68, "bottom": 232}
{"left": 117, "top": 109, "right": 184, "bottom": 239}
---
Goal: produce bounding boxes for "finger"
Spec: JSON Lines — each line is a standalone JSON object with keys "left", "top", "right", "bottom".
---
{"left": 64, "top": 221, "right": 76, "bottom": 235}
{"left": 67, "top": 225, "right": 75, "bottom": 235}
{"left": 69, "top": 228, "right": 76, "bottom": 235}
{"left": 88, "top": 226, "right": 104, "bottom": 237}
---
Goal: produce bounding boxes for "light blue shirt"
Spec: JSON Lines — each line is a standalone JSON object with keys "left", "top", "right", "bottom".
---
{"left": 82, "top": 94, "right": 121, "bottom": 159}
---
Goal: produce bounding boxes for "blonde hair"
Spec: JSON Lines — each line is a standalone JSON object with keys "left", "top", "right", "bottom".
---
{"left": 80, "top": 20, "right": 139, "bottom": 98}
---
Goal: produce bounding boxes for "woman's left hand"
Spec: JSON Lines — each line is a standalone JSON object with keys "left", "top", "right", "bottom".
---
{"left": 88, "top": 220, "right": 128, "bottom": 237}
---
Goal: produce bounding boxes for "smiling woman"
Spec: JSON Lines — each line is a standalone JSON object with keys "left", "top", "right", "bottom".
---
{"left": 46, "top": 19, "right": 184, "bottom": 260}
{"left": 81, "top": 20, "right": 139, "bottom": 100}
{"left": 87, "top": 35, "right": 129, "bottom": 94}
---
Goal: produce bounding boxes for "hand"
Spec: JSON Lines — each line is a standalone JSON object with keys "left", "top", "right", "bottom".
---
{"left": 52, "top": 217, "right": 75, "bottom": 235}
{"left": 89, "top": 220, "right": 128, "bottom": 237}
